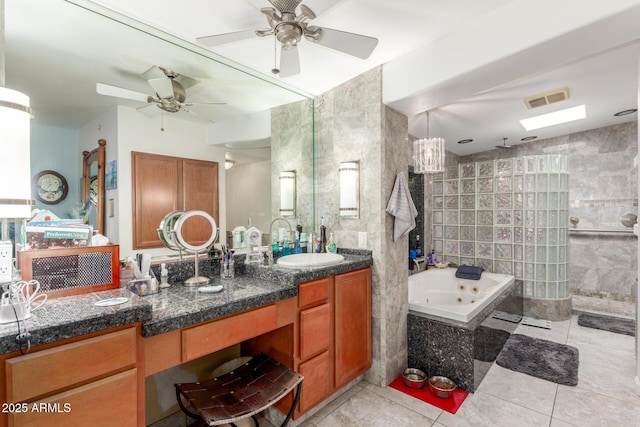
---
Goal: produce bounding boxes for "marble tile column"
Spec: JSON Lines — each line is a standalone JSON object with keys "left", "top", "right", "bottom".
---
{"left": 315, "top": 67, "right": 409, "bottom": 386}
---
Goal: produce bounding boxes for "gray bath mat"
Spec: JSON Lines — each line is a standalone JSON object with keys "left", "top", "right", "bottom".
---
{"left": 577, "top": 313, "right": 636, "bottom": 337}
{"left": 496, "top": 334, "right": 579, "bottom": 386}
{"left": 474, "top": 326, "right": 511, "bottom": 362}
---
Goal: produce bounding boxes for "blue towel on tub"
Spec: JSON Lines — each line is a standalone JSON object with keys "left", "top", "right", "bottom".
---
{"left": 456, "top": 265, "right": 483, "bottom": 280}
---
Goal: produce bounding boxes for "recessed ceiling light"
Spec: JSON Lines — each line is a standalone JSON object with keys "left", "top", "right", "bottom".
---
{"left": 457, "top": 139, "right": 473, "bottom": 144}
{"left": 614, "top": 108, "right": 637, "bottom": 117}
{"left": 519, "top": 105, "right": 586, "bottom": 131}
{"left": 521, "top": 136, "right": 537, "bottom": 141}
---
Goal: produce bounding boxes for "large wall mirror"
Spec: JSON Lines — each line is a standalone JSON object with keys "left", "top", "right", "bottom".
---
{"left": 7, "top": 0, "right": 315, "bottom": 257}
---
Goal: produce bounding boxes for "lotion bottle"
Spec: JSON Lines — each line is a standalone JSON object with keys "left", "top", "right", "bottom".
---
{"left": 319, "top": 216, "right": 327, "bottom": 253}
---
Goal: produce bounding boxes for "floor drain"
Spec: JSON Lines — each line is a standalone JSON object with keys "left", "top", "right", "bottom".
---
{"left": 521, "top": 316, "right": 551, "bottom": 329}
{"left": 492, "top": 311, "right": 523, "bottom": 324}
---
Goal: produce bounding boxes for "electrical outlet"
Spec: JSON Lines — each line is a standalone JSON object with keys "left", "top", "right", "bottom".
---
{"left": 358, "top": 232, "right": 367, "bottom": 249}
{"left": 0, "top": 241, "right": 12, "bottom": 282}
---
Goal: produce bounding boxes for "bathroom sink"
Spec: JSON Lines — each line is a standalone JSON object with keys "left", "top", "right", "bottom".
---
{"left": 277, "top": 253, "right": 344, "bottom": 269}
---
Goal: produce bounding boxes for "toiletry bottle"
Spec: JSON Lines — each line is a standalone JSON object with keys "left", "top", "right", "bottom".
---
{"left": 431, "top": 250, "right": 437, "bottom": 265}
{"left": 160, "top": 263, "right": 169, "bottom": 288}
{"left": 319, "top": 216, "right": 327, "bottom": 253}
{"left": 415, "top": 235, "right": 423, "bottom": 258}
{"left": 281, "top": 232, "right": 291, "bottom": 256}
{"left": 296, "top": 216, "right": 303, "bottom": 238}
{"left": 293, "top": 231, "right": 303, "bottom": 254}
{"left": 326, "top": 233, "right": 337, "bottom": 253}
{"left": 307, "top": 232, "right": 314, "bottom": 253}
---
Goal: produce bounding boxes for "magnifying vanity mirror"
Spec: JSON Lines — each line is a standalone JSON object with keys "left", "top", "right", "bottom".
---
{"left": 164, "top": 210, "right": 218, "bottom": 286}
{"left": 81, "top": 139, "right": 106, "bottom": 235}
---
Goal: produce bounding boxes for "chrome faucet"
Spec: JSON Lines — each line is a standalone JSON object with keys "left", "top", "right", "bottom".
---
{"left": 267, "top": 217, "right": 293, "bottom": 267}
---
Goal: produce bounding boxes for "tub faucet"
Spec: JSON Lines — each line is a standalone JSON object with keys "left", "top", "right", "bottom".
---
{"left": 267, "top": 217, "right": 293, "bottom": 267}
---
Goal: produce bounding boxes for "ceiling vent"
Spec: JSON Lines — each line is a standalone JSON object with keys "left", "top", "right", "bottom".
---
{"left": 524, "top": 87, "right": 570, "bottom": 109}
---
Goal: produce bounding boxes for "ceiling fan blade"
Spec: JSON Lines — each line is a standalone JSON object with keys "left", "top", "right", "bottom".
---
{"left": 196, "top": 30, "right": 258, "bottom": 47}
{"left": 148, "top": 77, "right": 174, "bottom": 99}
{"left": 279, "top": 46, "right": 301, "bottom": 78}
{"left": 136, "top": 103, "right": 160, "bottom": 117}
{"left": 309, "top": 26, "right": 378, "bottom": 59}
{"left": 181, "top": 106, "right": 215, "bottom": 123}
{"left": 183, "top": 102, "right": 227, "bottom": 106}
{"left": 141, "top": 66, "right": 199, "bottom": 90}
{"left": 96, "top": 83, "right": 149, "bottom": 103}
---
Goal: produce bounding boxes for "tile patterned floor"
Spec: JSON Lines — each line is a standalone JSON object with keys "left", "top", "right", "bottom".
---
{"left": 297, "top": 314, "right": 640, "bottom": 427}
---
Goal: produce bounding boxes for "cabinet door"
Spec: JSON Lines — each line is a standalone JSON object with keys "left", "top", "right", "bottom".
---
{"left": 132, "top": 152, "right": 180, "bottom": 249}
{"left": 132, "top": 152, "right": 220, "bottom": 249}
{"left": 9, "top": 369, "right": 137, "bottom": 427}
{"left": 298, "top": 351, "right": 331, "bottom": 414}
{"left": 334, "top": 268, "right": 371, "bottom": 389}
{"left": 181, "top": 159, "right": 219, "bottom": 247}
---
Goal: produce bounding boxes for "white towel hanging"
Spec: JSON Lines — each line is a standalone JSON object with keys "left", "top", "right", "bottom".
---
{"left": 385, "top": 172, "right": 418, "bottom": 241}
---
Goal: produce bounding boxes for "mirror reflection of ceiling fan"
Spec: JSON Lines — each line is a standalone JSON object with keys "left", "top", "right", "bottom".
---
{"left": 196, "top": 0, "right": 379, "bottom": 78}
{"left": 96, "top": 66, "right": 225, "bottom": 123}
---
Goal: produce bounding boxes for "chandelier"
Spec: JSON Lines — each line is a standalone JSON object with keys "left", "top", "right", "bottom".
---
{"left": 413, "top": 111, "right": 445, "bottom": 174}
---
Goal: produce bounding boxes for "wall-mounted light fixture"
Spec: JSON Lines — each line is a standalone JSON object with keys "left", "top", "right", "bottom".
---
{"left": 413, "top": 111, "right": 445, "bottom": 173}
{"left": 279, "top": 170, "right": 296, "bottom": 218}
{"left": 339, "top": 161, "right": 359, "bottom": 218}
{"left": 225, "top": 159, "right": 235, "bottom": 170}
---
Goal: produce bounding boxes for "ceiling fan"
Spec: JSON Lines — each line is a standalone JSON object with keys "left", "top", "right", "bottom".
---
{"left": 196, "top": 0, "right": 379, "bottom": 77}
{"left": 96, "top": 66, "right": 224, "bottom": 123}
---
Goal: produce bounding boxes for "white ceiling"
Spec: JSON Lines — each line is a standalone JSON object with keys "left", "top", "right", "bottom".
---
{"left": 6, "top": 0, "right": 640, "bottom": 157}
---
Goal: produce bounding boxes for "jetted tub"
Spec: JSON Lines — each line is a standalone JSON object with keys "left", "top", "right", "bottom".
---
{"left": 408, "top": 268, "right": 515, "bottom": 322}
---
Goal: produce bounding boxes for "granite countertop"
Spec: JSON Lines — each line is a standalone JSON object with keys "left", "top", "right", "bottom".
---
{"left": 0, "top": 250, "right": 372, "bottom": 354}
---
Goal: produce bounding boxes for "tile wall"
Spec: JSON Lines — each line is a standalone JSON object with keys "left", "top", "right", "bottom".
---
{"left": 433, "top": 155, "right": 570, "bottom": 299}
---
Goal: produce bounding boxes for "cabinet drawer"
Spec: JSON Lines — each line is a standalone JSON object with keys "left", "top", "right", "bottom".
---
{"left": 9, "top": 369, "right": 137, "bottom": 427}
{"left": 299, "top": 303, "right": 330, "bottom": 360}
{"left": 6, "top": 328, "right": 137, "bottom": 403}
{"left": 298, "top": 278, "right": 329, "bottom": 308}
{"left": 182, "top": 305, "right": 277, "bottom": 362}
{"left": 298, "top": 351, "right": 331, "bottom": 413}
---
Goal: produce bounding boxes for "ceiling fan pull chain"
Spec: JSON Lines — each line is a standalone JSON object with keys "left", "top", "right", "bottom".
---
{"left": 272, "top": 36, "right": 279, "bottom": 75}
{"left": 161, "top": 110, "right": 165, "bottom": 132}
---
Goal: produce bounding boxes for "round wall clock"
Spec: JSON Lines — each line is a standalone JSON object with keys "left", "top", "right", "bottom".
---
{"left": 90, "top": 177, "right": 98, "bottom": 205}
{"left": 33, "top": 170, "right": 68, "bottom": 204}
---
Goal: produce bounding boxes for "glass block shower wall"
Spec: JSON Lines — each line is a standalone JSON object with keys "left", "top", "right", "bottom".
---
{"left": 432, "top": 154, "right": 570, "bottom": 299}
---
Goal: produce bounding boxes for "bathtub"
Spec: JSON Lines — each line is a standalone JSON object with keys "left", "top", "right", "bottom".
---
{"left": 408, "top": 268, "right": 515, "bottom": 322}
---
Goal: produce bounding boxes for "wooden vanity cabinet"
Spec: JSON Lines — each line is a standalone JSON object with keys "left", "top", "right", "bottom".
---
{"left": 296, "top": 277, "right": 332, "bottom": 413}
{"left": 334, "top": 268, "right": 372, "bottom": 389}
{"left": 132, "top": 152, "right": 219, "bottom": 249}
{"left": 3, "top": 325, "right": 143, "bottom": 427}
{"left": 293, "top": 267, "right": 371, "bottom": 417}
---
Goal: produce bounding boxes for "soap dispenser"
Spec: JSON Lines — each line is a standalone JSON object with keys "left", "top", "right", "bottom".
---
{"left": 326, "top": 233, "right": 337, "bottom": 253}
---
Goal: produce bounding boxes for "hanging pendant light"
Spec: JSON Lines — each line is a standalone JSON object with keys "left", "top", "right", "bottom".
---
{"left": 413, "top": 111, "right": 445, "bottom": 173}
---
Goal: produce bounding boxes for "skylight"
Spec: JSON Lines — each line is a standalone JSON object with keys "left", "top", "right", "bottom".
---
{"left": 520, "top": 105, "right": 586, "bottom": 131}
